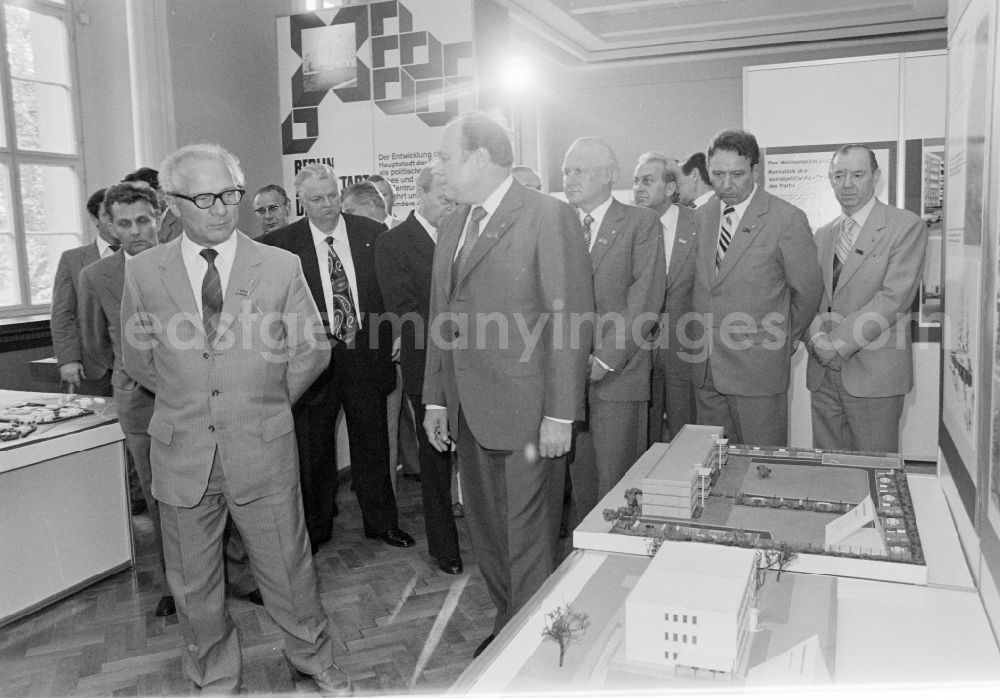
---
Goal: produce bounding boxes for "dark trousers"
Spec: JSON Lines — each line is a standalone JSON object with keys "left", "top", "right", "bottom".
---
{"left": 457, "top": 409, "right": 564, "bottom": 634}
{"left": 648, "top": 353, "right": 695, "bottom": 444}
{"left": 409, "top": 396, "right": 460, "bottom": 560}
{"left": 695, "top": 361, "right": 788, "bottom": 447}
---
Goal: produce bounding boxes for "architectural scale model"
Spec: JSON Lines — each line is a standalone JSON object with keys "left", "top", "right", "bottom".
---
{"left": 592, "top": 425, "right": 927, "bottom": 584}
{"left": 0, "top": 401, "right": 94, "bottom": 441}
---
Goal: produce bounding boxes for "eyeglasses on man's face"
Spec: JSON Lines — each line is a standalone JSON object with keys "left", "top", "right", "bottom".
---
{"left": 169, "top": 188, "right": 245, "bottom": 209}
{"left": 254, "top": 204, "right": 283, "bottom": 216}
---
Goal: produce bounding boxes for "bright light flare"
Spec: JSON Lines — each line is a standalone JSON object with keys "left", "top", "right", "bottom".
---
{"left": 498, "top": 56, "right": 536, "bottom": 95}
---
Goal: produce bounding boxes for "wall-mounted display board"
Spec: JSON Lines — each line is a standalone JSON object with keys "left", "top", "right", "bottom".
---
{"left": 744, "top": 51, "right": 946, "bottom": 462}
{"left": 276, "top": 0, "right": 475, "bottom": 216}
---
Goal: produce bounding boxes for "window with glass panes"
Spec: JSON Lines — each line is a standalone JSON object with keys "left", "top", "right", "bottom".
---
{"left": 0, "top": 0, "right": 81, "bottom": 315}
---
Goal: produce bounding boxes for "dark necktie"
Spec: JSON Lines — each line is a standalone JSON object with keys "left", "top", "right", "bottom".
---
{"left": 325, "top": 236, "right": 358, "bottom": 345}
{"left": 715, "top": 205, "right": 736, "bottom": 270}
{"left": 108, "top": 244, "right": 121, "bottom": 253}
{"left": 451, "top": 206, "right": 487, "bottom": 293}
{"left": 200, "top": 248, "right": 223, "bottom": 346}
{"left": 582, "top": 213, "right": 594, "bottom": 250}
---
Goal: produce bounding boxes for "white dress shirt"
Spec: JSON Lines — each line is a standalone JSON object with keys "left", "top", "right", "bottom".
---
{"left": 414, "top": 209, "right": 437, "bottom": 244}
{"left": 660, "top": 204, "right": 679, "bottom": 270}
{"left": 840, "top": 195, "right": 876, "bottom": 245}
{"left": 581, "top": 196, "right": 613, "bottom": 252}
{"left": 692, "top": 190, "right": 715, "bottom": 209}
{"left": 310, "top": 216, "right": 360, "bottom": 324}
{"left": 453, "top": 176, "right": 514, "bottom": 259}
{"left": 721, "top": 184, "right": 758, "bottom": 239}
{"left": 180, "top": 231, "right": 238, "bottom": 317}
{"left": 97, "top": 236, "right": 116, "bottom": 257}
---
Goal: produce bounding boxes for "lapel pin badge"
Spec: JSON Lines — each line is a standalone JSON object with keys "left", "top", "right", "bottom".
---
{"left": 236, "top": 288, "right": 249, "bottom": 297}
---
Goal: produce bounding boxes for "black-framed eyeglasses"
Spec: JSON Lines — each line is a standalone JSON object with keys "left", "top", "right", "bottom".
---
{"left": 254, "top": 205, "right": 282, "bottom": 216}
{"left": 169, "top": 188, "right": 245, "bottom": 209}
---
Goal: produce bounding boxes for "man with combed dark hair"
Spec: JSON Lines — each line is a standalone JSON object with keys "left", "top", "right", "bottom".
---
{"left": 424, "top": 113, "right": 594, "bottom": 656}
{"left": 253, "top": 183, "right": 293, "bottom": 235}
{"left": 374, "top": 163, "right": 462, "bottom": 575}
{"left": 632, "top": 150, "right": 697, "bottom": 444}
{"left": 366, "top": 174, "right": 403, "bottom": 228}
{"left": 806, "top": 144, "right": 927, "bottom": 452}
{"left": 121, "top": 144, "right": 348, "bottom": 695}
{"left": 123, "top": 166, "right": 182, "bottom": 242}
{"left": 50, "top": 188, "right": 119, "bottom": 395}
{"left": 690, "top": 129, "right": 822, "bottom": 446}
{"left": 678, "top": 152, "right": 714, "bottom": 208}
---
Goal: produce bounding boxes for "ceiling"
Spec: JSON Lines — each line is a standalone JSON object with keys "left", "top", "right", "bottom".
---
{"left": 494, "top": 0, "right": 948, "bottom": 64}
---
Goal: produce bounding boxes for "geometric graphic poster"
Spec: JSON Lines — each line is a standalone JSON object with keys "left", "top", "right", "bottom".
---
{"left": 941, "top": 0, "right": 995, "bottom": 520}
{"left": 761, "top": 143, "right": 895, "bottom": 233}
{"left": 277, "top": 0, "right": 475, "bottom": 216}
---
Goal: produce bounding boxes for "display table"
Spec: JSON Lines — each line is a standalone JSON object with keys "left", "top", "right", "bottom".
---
{"left": 454, "top": 438, "right": 1000, "bottom": 692}
{"left": 0, "top": 390, "right": 132, "bottom": 628}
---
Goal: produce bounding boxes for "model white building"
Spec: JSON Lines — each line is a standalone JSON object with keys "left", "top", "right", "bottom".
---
{"left": 641, "top": 425, "right": 724, "bottom": 518}
{"left": 625, "top": 542, "right": 757, "bottom": 676}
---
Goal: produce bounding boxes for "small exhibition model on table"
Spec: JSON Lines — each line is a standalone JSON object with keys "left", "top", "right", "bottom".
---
{"left": 581, "top": 425, "right": 927, "bottom": 584}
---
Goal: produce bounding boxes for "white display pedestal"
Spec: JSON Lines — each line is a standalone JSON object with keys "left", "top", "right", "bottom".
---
{"left": 0, "top": 390, "right": 132, "bottom": 627}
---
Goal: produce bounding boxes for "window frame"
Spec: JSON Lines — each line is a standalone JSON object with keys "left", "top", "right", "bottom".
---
{"left": 0, "top": 0, "right": 85, "bottom": 318}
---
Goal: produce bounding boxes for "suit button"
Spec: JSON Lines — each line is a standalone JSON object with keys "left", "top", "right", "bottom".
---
{"left": 202, "top": 352, "right": 210, "bottom": 359}
{"left": 211, "top": 389, "right": 220, "bottom": 397}
{"left": 208, "top": 425, "right": 215, "bottom": 432}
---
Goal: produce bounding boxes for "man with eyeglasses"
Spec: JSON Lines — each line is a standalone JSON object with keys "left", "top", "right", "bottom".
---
{"left": 253, "top": 184, "right": 293, "bottom": 236}
{"left": 261, "top": 163, "right": 414, "bottom": 555}
{"left": 121, "top": 144, "right": 350, "bottom": 696}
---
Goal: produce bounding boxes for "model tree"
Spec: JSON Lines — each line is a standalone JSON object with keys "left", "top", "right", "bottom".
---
{"left": 755, "top": 542, "right": 798, "bottom": 588}
{"left": 756, "top": 464, "right": 772, "bottom": 479}
{"left": 541, "top": 603, "right": 590, "bottom": 667}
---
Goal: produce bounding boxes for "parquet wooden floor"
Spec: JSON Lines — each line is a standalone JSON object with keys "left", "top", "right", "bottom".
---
{"left": 0, "top": 475, "right": 565, "bottom": 697}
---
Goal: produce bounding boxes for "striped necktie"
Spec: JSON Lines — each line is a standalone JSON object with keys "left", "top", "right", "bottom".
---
{"left": 200, "top": 248, "right": 223, "bottom": 346}
{"left": 582, "top": 213, "right": 594, "bottom": 249}
{"left": 832, "top": 216, "right": 858, "bottom": 292}
{"left": 714, "top": 205, "right": 736, "bottom": 270}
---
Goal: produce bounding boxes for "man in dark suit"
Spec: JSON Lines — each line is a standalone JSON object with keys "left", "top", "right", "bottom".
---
{"left": 677, "top": 152, "right": 715, "bottom": 209}
{"left": 261, "top": 163, "right": 413, "bottom": 552}
{"left": 691, "top": 129, "right": 823, "bottom": 446}
{"left": 562, "top": 137, "right": 665, "bottom": 518}
{"left": 423, "top": 113, "right": 594, "bottom": 655}
{"left": 374, "top": 163, "right": 462, "bottom": 575}
{"left": 632, "top": 151, "right": 698, "bottom": 443}
{"left": 50, "top": 188, "right": 119, "bottom": 394}
{"left": 122, "top": 167, "right": 182, "bottom": 243}
{"left": 121, "top": 144, "right": 348, "bottom": 695}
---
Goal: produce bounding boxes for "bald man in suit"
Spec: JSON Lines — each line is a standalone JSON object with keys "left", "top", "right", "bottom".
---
{"left": 807, "top": 144, "right": 927, "bottom": 452}
{"left": 691, "top": 129, "right": 822, "bottom": 446}
{"left": 121, "top": 144, "right": 349, "bottom": 695}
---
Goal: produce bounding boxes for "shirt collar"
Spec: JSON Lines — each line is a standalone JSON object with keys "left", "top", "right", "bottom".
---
{"left": 95, "top": 236, "right": 114, "bottom": 257}
{"left": 693, "top": 190, "right": 715, "bottom": 208}
{"left": 181, "top": 229, "right": 239, "bottom": 266}
{"left": 581, "top": 196, "right": 613, "bottom": 226}
{"left": 723, "top": 184, "right": 757, "bottom": 224}
{"left": 310, "top": 215, "right": 346, "bottom": 245}
{"left": 476, "top": 175, "right": 514, "bottom": 216}
{"left": 844, "top": 196, "right": 877, "bottom": 229}
{"left": 413, "top": 209, "right": 436, "bottom": 243}
{"left": 660, "top": 203, "right": 679, "bottom": 227}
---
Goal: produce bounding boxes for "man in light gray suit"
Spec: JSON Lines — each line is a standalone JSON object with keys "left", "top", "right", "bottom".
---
{"left": 807, "top": 144, "right": 927, "bottom": 452}
{"left": 562, "top": 137, "right": 665, "bottom": 517}
{"left": 121, "top": 144, "right": 350, "bottom": 696}
{"left": 691, "top": 129, "right": 823, "bottom": 446}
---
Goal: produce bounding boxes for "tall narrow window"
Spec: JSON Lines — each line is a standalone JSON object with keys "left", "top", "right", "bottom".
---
{"left": 0, "top": 0, "right": 81, "bottom": 314}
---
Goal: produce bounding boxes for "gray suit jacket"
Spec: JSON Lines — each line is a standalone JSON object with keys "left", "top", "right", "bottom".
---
{"left": 588, "top": 198, "right": 665, "bottom": 402}
{"left": 691, "top": 188, "right": 823, "bottom": 396}
{"left": 806, "top": 200, "right": 927, "bottom": 397}
{"left": 78, "top": 251, "right": 154, "bottom": 433}
{"left": 121, "top": 232, "right": 330, "bottom": 507}
{"left": 51, "top": 241, "right": 101, "bottom": 366}
{"left": 422, "top": 180, "right": 595, "bottom": 449}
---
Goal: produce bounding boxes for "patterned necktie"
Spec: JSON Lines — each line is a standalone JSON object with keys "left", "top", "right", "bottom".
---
{"left": 451, "top": 205, "right": 487, "bottom": 292}
{"left": 200, "top": 248, "right": 223, "bottom": 346}
{"left": 714, "top": 205, "right": 736, "bottom": 270}
{"left": 325, "top": 236, "right": 358, "bottom": 345}
{"left": 582, "top": 213, "right": 594, "bottom": 250}
{"left": 832, "top": 216, "right": 858, "bottom": 292}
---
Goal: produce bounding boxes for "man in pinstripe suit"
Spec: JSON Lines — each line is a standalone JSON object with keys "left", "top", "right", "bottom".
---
{"left": 121, "top": 144, "right": 350, "bottom": 696}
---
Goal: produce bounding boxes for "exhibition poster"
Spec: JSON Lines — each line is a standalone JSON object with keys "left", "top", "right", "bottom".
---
{"left": 941, "top": 0, "right": 994, "bottom": 519}
{"left": 276, "top": 0, "right": 475, "bottom": 216}
{"left": 761, "top": 143, "right": 895, "bottom": 232}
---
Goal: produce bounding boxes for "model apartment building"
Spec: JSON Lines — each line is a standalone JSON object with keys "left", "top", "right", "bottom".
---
{"left": 625, "top": 542, "right": 757, "bottom": 676}
{"left": 641, "top": 425, "right": 726, "bottom": 519}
